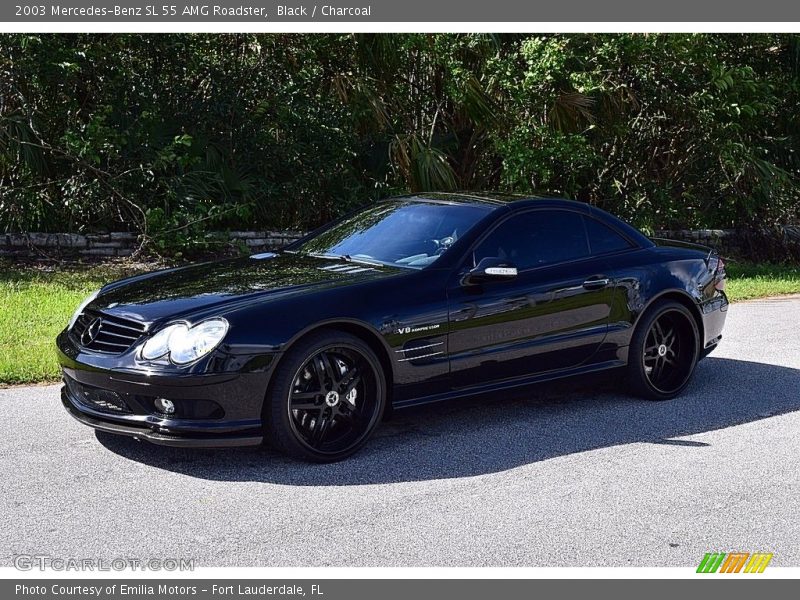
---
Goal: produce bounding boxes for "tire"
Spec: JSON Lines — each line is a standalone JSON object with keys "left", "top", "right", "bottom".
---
{"left": 264, "top": 329, "right": 386, "bottom": 462}
{"left": 626, "top": 301, "right": 700, "bottom": 401}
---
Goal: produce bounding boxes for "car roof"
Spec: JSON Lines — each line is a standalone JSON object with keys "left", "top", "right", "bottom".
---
{"left": 383, "top": 192, "right": 654, "bottom": 249}
{"left": 385, "top": 192, "right": 592, "bottom": 212}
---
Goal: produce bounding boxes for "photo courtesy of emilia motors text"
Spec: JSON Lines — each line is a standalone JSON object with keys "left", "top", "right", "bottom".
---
{"left": 2, "top": 0, "right": 800, "bottom": 597}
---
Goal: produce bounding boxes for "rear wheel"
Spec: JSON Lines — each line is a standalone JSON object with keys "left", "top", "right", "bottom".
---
{"left": 264, "top": 330, "right": 386, "bottom": 462}
{"left": 627, "top": 301, "right": 699, "bottom": 400}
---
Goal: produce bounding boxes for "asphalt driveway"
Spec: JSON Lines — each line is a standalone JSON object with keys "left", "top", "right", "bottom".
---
{"left": 2, "top": 297, "right": 799, "bottom": 567}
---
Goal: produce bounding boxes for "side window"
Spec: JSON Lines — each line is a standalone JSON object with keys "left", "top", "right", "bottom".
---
{"left": 474, "top": 210, "right": 590, "bottom": 270}
{"left": 583, "top": 217, "right": 633, "bottom": 255}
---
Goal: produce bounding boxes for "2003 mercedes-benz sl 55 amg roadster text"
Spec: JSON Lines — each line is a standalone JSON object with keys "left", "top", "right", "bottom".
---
{"left": 58, "top": 194, "right": 728, "bottom": 462}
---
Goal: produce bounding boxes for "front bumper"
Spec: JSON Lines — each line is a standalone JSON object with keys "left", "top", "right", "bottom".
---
{"left": 57, "top": 331, "right": 276, "bottom": 448}
{"left": 61, "top": 387, "right": 262, "bottom": 447}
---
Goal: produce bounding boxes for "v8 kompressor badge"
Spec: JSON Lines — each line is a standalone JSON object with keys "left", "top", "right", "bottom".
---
{"left": 395, "top": 324, "right": 441, "bottom": 335}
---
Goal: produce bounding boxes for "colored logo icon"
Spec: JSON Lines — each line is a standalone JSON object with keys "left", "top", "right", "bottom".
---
{"left": 697, "top": 552, "right": 773, "bottom": 573}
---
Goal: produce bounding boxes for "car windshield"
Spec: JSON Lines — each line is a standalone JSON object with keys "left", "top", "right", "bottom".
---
{"left": 292, "top": 201, "right": 493, "bottom": 269}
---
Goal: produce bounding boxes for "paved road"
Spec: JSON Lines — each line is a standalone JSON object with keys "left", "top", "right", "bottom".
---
{"left": 2, "top": 298, "right": 799, "bottom": 568}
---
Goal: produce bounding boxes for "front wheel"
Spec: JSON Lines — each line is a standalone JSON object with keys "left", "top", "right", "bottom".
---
{"left": 264, "top": 330, "right": 386, "bottom": 462}
{"left": 627, "top": 301, "right": 700, "bottom": 400}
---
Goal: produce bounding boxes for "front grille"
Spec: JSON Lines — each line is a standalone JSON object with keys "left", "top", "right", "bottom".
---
{"left": 70, "top": 310, "right": 146, "bottom": 354}
{"left": 65, "top": 377, "right": 132, "bottom": 414}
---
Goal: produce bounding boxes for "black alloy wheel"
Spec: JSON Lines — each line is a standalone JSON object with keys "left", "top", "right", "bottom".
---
{"left": 627, "top": 301, "right": 699, "bottom": 400}
{"left": 265, "top": 330, "right": 385, "bottom": 462}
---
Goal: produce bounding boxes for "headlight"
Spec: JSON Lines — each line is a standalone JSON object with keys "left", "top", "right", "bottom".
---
{"left": 68, "top": 290, "right": 99, "bottom": 330}
{"left": 169, "top": 319, "right": 229, "bottom": 364}
{"left": 141, "top": 323, "right": 185, "bottom": 360}
{"left": 140, "top": 318, "right": 229, "bottom": 364}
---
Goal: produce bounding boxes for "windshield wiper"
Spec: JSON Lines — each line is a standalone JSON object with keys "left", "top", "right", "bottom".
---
{"left": 307, "top": 252, "right": 384, "bottom": 267}
{"left": 344, "top": 255, "right": 385, "bottom": 267}
{"left": 307, "top": 252, "right": 343, "bottom": 260}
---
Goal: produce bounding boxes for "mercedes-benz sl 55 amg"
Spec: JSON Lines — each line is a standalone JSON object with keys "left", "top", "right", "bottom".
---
{"left": 57, "top": 194, "right": 728, "bottom": 462}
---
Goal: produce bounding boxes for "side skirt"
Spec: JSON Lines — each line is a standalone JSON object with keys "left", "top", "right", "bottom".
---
{"left": 392, "top": 358, "right": 627, "bottom": 409}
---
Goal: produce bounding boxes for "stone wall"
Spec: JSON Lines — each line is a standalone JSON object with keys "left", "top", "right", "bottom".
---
{"left": 653, "top": 226, "right": 800, "bottom": 259}
{"left": 0, "top": 231, "right": 305, "bottom": 259}
{"left": 0, "top": 232, "right": 139, "bottom": 258}
{"left": 2, "top": 226, "right": 798, "bottom": 260}
{"left": 228, "top": 230, "right": 305, "bottom": 251}
{"left": 653, "top": 229, "right": 740, "bottom": 255}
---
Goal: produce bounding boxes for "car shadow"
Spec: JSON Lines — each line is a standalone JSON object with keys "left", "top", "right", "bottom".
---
{"left": 96, "top": 357, "right": 800, "bottom": 485}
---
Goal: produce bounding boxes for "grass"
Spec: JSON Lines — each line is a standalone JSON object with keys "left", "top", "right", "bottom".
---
{"left": 0, "top": 262, "right": 148, "bottom": 385}
{"left": 0, "top": 260, "right": 798, "bottom": 386}
{"left": 724, "top": 262, "right": 800, "bottom": 301}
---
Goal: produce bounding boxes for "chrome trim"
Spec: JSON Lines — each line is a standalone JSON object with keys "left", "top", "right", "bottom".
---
{"left": 394, "top": 342, "right": 444, "bottom": 353}
{"left": 397, "top": 351, "right": 444, "bottom": 362}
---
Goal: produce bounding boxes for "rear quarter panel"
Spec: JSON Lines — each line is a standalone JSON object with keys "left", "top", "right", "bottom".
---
{"left": 604, "top": 246, "right": 724, "bottom": 354}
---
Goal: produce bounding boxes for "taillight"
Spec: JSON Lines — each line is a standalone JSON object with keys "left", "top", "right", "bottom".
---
{"left": 708, "top": 255, "right": 726, "bottom": 291}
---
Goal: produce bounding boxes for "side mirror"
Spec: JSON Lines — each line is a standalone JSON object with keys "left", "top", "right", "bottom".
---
{"left": 462, "top": 257, "right": 518, "bottom": 286}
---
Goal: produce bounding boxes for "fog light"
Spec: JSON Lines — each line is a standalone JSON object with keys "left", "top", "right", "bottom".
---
{"left": 154, "top": 398, "right": 175, "bottom": 415}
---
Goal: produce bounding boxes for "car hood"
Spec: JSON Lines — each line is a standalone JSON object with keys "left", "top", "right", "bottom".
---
{"left": 90, "top": 253, "right": 406, "bottom": 324}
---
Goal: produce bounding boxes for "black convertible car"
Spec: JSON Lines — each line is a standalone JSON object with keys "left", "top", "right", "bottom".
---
{"left": 58, "top": 193, "right": 728, "bottom": 462}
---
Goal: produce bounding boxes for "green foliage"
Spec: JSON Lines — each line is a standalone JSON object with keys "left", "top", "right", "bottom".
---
{"left": 1, "top": 33, "right": 800, "bottom": 254}
{"left": 494, "top": 34, "right": 800, "bottom": 229}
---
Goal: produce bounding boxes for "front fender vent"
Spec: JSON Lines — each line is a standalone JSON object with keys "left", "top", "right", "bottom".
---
{"left": 396, "top": 340, "right": 445, "bottom": 364}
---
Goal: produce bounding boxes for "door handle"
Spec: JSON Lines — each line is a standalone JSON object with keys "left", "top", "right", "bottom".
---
{"left": 583, "top": 276, "right": 611, "bottom": 290}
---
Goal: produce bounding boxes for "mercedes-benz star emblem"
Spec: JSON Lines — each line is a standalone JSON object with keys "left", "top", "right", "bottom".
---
{"left": 324, "top": 391, "right": 340, "bottom": 407}
{"left": 81, "top": 317, "right": 102, "bottom": 346}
